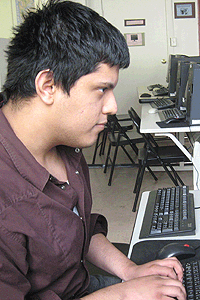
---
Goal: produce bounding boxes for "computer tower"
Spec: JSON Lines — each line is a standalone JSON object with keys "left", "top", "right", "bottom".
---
{"left": 184, "top": 62, "right": 200, "bottom": 125}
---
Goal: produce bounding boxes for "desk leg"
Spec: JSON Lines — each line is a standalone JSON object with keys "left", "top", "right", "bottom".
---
{"left": 193, "top": 141, "right": 200, "bottom": 190}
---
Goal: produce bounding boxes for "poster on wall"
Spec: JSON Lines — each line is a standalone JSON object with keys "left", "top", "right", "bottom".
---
{"left": 15, "top": 0, "right": 35, "bottom": 24}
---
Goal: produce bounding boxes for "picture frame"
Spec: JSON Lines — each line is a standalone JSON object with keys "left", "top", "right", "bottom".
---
{"left": 124, "top": 33, "right": 145, "bottom": 47}
{"left": 124, "top": 19, "right": 145, "bottom": 26}
{"left": 174, "top": 2, "right": 195, "bottom": 19}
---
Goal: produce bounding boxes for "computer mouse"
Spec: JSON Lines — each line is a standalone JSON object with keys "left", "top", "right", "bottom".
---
{"left": 148, "top": 108, "right": 158, "bottom": 114}
{"left": 140, "top": 93, "right": 151, "bottom": 98}
{"left": 156, "top": 242, "right": 196, "bottom": 260}
{"left": 165, "top": 117, "right": 181, "bottom": 124}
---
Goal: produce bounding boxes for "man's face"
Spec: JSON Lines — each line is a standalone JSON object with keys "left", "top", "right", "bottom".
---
{"left": 54, "top": 63, "right": 119, "bottom": 148}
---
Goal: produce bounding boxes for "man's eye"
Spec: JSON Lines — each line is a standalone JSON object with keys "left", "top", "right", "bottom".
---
{"left": 99, "top": 87, "right": 107, "bottom": 93}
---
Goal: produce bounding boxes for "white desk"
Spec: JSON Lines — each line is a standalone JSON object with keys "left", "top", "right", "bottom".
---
{"left": 128, "top": 190, "right": 200, "bottom": 259}
{"left": 140, "top": 103, "right": 200, "bottom": 189}
{"left": 140, "top": 103, "right": 200, "bottom": 134}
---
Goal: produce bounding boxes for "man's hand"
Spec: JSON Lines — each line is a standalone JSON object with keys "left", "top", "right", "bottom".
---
{"left": 123, "top": 257, "right": 184, "bottom": 282}
{"left": 119, "top": 274, "right": 186, "bottom": 300}
{"left": 82, "top": 274, "right": 186, "bottom": 300}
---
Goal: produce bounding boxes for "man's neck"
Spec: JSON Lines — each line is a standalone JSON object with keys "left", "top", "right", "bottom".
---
{"left": 1, "top": 101, "right": 68, "bottom": 182}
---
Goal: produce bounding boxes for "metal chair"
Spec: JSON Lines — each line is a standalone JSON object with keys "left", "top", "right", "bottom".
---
{"left": 90, "top": 114, "right": 132, "bottom": 166}
{"left": 103, "top": 114, "right": 144, "bottom": 186}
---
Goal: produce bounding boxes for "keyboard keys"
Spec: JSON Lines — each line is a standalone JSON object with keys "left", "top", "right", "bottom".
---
{"left": 158, "top": 108, "right": 185, "bottom": 122}
{"left": 139, "top": 186, "right": 196, "bottom": 239}
{"left": 150, "top": 98, "right": 175, "bottom": 109}
{"left": 183, "top": 261, "right": 200, "bottom": 300}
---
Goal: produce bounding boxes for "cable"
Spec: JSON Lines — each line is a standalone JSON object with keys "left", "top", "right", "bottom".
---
{"left": 100, "top": 0, "right": 104, "bottom": 16}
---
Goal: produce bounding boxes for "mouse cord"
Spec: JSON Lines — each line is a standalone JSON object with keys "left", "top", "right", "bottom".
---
{"left": 193, "top": 244, "right": 200, "bottom": 251}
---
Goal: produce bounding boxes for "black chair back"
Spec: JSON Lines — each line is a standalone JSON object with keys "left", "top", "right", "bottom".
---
{"left": 128, "top": 107, "right": 158, "bottom": 150}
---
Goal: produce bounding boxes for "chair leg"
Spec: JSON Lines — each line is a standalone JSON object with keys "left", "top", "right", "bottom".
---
{"left": 133, "top": 161, "right": 143, "bottom": 193}
{"left": 133, "top": 163, "right": 146, "bottom": 212}
{"left": 121, "top": 145, "right": 135, "bottom": 165}
{"left": 100, "top": 131, "right": 108, "bottom": 156}
{"left": 161, "top": 163, "right": 179, "bottom": 186}
{"left": 108, "top": 144, "right": 119, "bottom": 186}
{"left": 129, "top": 142, "right": 139, "bottom": 156}
{"left": 104, "top": 141, "right": 112, "bottom": 174}
{"left": 169, "top": 164, "right": 185, "bottom": 186}
{"left": 146, "top": 166, "right": 158, "bottom": 181}
{"left": 92, "top": 131, "right": 101, "bottom": 164}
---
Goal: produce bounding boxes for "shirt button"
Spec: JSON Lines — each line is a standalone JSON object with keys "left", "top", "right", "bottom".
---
{"left": 75, "top": 148, "right": 80, "bottom": 153}
{"left": 80, "top": 216, "right": 83, "bottom": 220}
{"left": 60, "top": 185, "right": 66, "bottom": 190}
{"left": 75, "top": 170, "right": 79, "bottom": 175}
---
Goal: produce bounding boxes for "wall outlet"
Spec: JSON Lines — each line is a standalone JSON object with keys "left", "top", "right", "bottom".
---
{"left": 170, "top": 37, "right": 177, "bottom": 47}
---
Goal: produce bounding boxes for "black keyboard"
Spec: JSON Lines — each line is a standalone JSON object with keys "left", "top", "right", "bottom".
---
{"left": 150, "top": 98, "right": 175, "bottom": 110}
{"left": 158, "top": 108, "right": 186, "bottom": 124}
{"left": 183, "top": 260, "right": 200, "bottom": 299}
{"left": 139, "top": 186, "right": 196, "bottom": 238}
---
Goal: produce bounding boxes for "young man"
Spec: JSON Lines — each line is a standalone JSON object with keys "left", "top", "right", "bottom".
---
{"left": 0, "top": 0, "right": 186, "bottom": 299}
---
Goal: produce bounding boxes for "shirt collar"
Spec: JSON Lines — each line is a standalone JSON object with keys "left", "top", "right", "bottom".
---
{"left": 0, "top": 110, "right": 82, "bottom": 191}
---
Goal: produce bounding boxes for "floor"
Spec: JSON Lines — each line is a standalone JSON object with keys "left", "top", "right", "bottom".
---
{"left": 83, "top": 140, "right": 193, "bottom": 245}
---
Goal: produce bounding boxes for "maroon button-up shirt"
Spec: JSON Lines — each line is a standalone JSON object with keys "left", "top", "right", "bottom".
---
{"left": 0, "top": 110, "right": 107, "bottom": 299}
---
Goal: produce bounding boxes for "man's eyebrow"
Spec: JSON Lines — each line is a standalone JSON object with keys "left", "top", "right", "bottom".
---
{"left": 99, "top": 82, "right": 115, "bottom": 89}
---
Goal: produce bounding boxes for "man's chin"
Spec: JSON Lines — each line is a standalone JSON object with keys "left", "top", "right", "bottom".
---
{"left": 82, "top": 134, "right": 101, "bottom": 149}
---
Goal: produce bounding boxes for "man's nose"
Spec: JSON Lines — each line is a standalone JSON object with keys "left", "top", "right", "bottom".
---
{"left": 102, "top": 92, "right": 118, "bottom": 115}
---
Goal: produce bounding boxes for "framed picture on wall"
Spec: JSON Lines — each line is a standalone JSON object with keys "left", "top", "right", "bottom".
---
{"left": 124, "top": 33, "right": 145, "bottom": 47}
{"left": 174, "top": 2, "right": 195, "bottom": 19}
{"left": 15, "top": 0, "right": 35, "bottom": 24}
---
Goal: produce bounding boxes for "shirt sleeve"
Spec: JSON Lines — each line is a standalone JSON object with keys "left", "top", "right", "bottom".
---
{"left": 0, "top": 230, "right": 68, "bottom": 300}
{"left": 0, "top": 224, "right": 31, "bottom": 299}
{"left": 90, "top": 213, "right": 108, "bottom": 237}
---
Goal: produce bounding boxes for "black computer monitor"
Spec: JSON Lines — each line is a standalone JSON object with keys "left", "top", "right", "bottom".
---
{"left": 176, "top": 56, "right": 200, "bottom": 110}
{"left": 166, "top": 54, "right": 175, "bottom": 84}
{"left": 167, "top": 54, "right": 189, "bottom": 99}
{"left": 176, "top": 61, "right": 191, "bottom": 110}
{"left": 183, "top": 62, "right": 200, "bottom": 125}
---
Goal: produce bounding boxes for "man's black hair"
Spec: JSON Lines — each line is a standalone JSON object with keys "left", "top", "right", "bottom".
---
{"left": 2, "top": 0, "right": 130, "bottom": 103}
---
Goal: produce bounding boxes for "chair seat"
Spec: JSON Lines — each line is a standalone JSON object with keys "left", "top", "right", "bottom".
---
{"left": 108, "top": 128, "right": 144, "bottom": 146}
{"left": 138, "top": 145, "right": 189, "bottom": 164}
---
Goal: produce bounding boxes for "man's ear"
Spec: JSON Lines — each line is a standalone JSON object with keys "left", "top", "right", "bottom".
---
{"left": 35, "top": 69, "right": 55, "bottom": 105}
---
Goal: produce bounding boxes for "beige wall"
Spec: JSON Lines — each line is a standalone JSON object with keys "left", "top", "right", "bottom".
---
{"left": 0, "top": 1, "right": 15, "bottom": 38}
